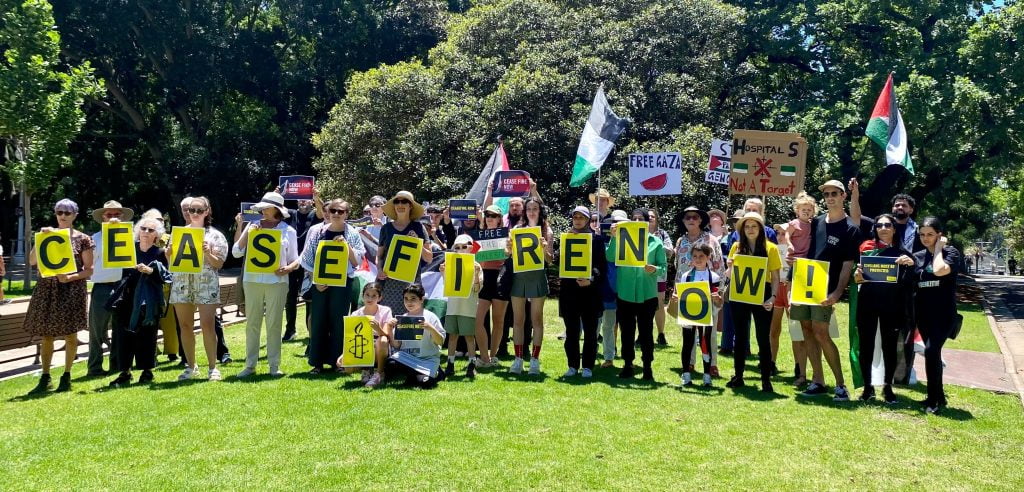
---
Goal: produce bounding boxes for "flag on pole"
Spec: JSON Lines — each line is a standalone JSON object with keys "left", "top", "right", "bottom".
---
{"left": 866, "top": 73, "right": 914, "bottom": 174}
{"left": 467, "top": 142, "right": 511, "bottom": 214}
{"left": 569, "top": 86, "right": 629, "bottom": 187}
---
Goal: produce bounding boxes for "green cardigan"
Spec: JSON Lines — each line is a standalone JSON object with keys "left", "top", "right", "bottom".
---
{"left": 604, "top": 234, "right": 667, "bottom": 302}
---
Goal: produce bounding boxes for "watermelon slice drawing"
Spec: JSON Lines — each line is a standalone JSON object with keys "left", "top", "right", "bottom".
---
{"left": 641, "top": 173, "right": 668, "bottom": 191}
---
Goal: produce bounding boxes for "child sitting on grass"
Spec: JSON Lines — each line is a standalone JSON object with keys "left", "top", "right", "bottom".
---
{"left": 440, "top": 235, "right": 483, "bottom": 379}
{"left": 672, "top": 244, "right": 723, "bottom": 387}
{"left": 339, "top": 282, "right": 394, "bottom": 385}
{"left": 368, "top": 283, "right": 446, "bottom": 389}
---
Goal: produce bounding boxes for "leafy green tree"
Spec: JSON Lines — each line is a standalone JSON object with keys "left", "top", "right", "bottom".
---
{"left": 0, "top": 0, "right": 101, "bottom": 288}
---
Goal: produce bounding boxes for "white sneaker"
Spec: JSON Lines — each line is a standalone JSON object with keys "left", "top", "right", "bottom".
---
{"left": 563, "top": 367, "right": 578, "bottom": 377}
{"left": 455, "top": 351, "right": 466, "bottom": 358}
{"left": 208, "top": 368, "right": 222, "bottom": 381}
{"left": 510, "top": 358, "right": 523, "bottom": 374}
{"left": 909, "top": 368, "right": 919, "bottom": 385}
{"left": 703, "top": 373, "right": 713, "bottom": 386}
{"left": 177, "top": 365, "right": 198, "bottom": 381}
{"left": 269, "top": 368, "right": 285, "bottom": 377}
{"left": 529, "top": 358, "right": 540, "bottom": 375}
{"left": 581, "top": 368, "right": 593, "bottom": 378}
{"left": 236, "top": 367, "right": 256, "bottom": 378}
{"left": 681, "top": 372, "right": 692, "bottom": 386}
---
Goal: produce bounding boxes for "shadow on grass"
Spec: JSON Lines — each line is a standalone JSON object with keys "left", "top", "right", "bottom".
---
{"left": 492, "top": 371, "right": 551, "bottom": 384}
{"left": 7, "top": 388, "right": 55, "bottom": 403}
{"left": 147, "top": 378, "right": 208, "bottom": 391}
{"left": 675, "top": 384, "right": 727, "bottom": 396}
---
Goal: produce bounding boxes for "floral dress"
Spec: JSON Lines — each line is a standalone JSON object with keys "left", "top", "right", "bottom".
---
{"left": 23, "top": 230, "right": 95, "bottom": 337}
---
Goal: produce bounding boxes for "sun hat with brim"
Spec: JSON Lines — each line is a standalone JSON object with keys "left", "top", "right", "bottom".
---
{"left": 735, "top": 211, "right": 765, "bottom": 232}
{"left": 383, "top": 190, "right": 425, "bottom": 221}
{"left": 453, "top": 234, "right": 481, "bottom": 254}
{"left": 609, "top": 210, "right": 629, "bottom": 223}
{"left": 92, "top": 200, "right": 135, "bottom": 224}
{"left": 680, "top": 206, "right": 710, "bottom": 230}
{"left": 708, "top": 209, "right": 727, "bottom": 225}
{"left": 570, "top": 205, "right": 590, "bottom": 218}
{"left": 818, "top": 179, "right": 846, "bottom": 193}
{"left": 727, "top": 209, "right": 745, "bottom": 227}
{"left": 252, "top": 192, "right": 291, "bottom": 219}
{"left": 588, "top": 188, "right": 616, "bottom": 208}
{"left": 483, "top": 205, "right": 503, "bottom": 217}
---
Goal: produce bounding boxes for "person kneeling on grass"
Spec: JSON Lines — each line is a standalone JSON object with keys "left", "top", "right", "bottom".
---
{"left": 441, "top": 235, "right": 484, "bottom": 379}
{"left": 366, "top": 283, "right": 447, "bottom": 389}
{"left": 340, "top": 282, "right": 394, "bottom": 386}
{"left": 673, "top": 244, "right": 723, "bottom": 387}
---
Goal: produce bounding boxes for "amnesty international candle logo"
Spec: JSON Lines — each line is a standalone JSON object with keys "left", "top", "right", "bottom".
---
{"left": 341, "top": 315, "right": 375, "bottom": 367}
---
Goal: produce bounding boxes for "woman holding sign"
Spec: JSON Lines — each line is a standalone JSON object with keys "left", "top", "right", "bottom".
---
{"left": 169, "top": 196, "right": 229, "bottom": 381}
{"left": 852, "top": 214, "right": 914, "bottom": 403}
{"left": 25, "top": 199, "right": 95, "bottom": 394}
{"left": 911, "top": 218, "right": 961, "bottom": 414}
{"left": 233, "top": 192, "right": 300, "bottom": 378}
{"left": 376, "top": 191, "right": 433, "bottom": 313}
{"left": 558, "top": 206, "right": 607, "bottom": 378}
{"left": 508, "top": 197, "right": 553, "bottom": 375}
{"left": 725, "top": 212, "right": 782, "bottom": 392}
{"left": 476, "top": 205, "right": 509, "bottom": 367}
{"left": 297, "top": 199, "right": 365, "bottom": 373}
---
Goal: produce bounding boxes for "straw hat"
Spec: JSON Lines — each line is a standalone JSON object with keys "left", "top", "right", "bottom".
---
{"left": 382, "top": 190, "right": 425, "bottom": 221}
{"left": 735, "top": 211, "right": 765, "bottom": 232}
{"left": 92, "top": 200, "right": 135, "bottom": 224}
{"left": 588, "top": 188, "right": 616, "bottom": 208}
{"left": 680, "top": 206, "right": 710, "bottom": 230}
{"left": 252, "top": 191, "right": 291, "bottom": 219}
{"left": 727, "top": 209, "right": 745, "bottom": 227}
{"left": 708, "top": 209, "right": 727, "bottom": 225}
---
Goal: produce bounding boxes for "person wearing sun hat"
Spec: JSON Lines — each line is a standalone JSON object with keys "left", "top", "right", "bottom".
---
{"left": 795, "top": 179, "right": 862, "bottom": 402}
{"left": 673, "top": 205, "right": 724, "bottom": 376}
{"left": 376, "top": 190, "right": 435, "bottom": 313}
{"left": 588, "top": 188, "right": 615, "bottom": 221}
{"left": 707, "top": 209, "right": 728, "bottom": 241}
{"left": 86, "top": 200, "right": 135, "bottom": 375}
{"left": 232, "top": 191, "right": 300, "bottom": 378}
{"left": 724, "top": 211, "right": 782, "bottom": 392}
{"left": 558, "top": 205, "right": 608, "bottom": 378}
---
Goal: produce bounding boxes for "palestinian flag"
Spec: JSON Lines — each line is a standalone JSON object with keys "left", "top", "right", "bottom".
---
{"left": 420, "top": 255, "right": 447, "bottom": 319}
{"left": 732, "top": 162, "right": 749, "bottom": 174}
{"left": 467, "top": 142, "right": 511, "bottom": 214}
{"left": 780, "top": 165, "right": 797, "bottom": 177}
{"left": 865, "top": 73, "right": 914, "bottom": 174}
{"left": 569, "top": 86, "right": 629, "bottom": 187}
{"left": 350, "top": 256, "right": 379, "bottom": 307}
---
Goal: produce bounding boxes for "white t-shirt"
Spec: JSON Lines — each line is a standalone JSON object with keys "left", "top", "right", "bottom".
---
{"left": 397, "top": 309, "right": 445, "bottom": 366}
{"left": 90, "top": 231, "right": 123, "bottom": 284}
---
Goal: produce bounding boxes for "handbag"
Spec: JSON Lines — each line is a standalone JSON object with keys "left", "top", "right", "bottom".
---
{"left": 949, "top": 313, "right": 964, "bottom": 340}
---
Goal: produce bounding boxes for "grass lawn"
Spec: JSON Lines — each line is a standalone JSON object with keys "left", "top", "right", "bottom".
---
{"left": 0, "top": 279, "right": 36, "bottom": 299}
{"left": 1, "top": 301, "right": 1022, "bottom": 490}
{"left": 947, "top": 302, "right": 1001, "bottom": 353}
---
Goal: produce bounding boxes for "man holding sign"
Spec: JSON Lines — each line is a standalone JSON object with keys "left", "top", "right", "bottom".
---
{"left": 604, "top": 211, "right": 666, "bottom": 380}
{"left": 87, "top": 200, "right": 134, "bottom": 375}
{"left": 232, "top": 191, "right": 300, "bottom": 378}
{"left": 297, "top": 199, "right": 366, "bottom": 372}
{"left": 794, "top": 180, "right": 863, "bottom": 401}
{"left": 557, "top": 206, "right": 607, "bottom": 378}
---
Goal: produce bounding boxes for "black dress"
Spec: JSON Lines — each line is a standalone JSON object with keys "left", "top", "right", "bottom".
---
{"left": 112, "top": 244, "right": 169, "bottom": 372}
{"left": 912, "top": 245, "right": 960, "bottom": 405}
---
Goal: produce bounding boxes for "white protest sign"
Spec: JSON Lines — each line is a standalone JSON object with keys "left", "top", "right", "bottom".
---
{"left": 628, "top": 152, "right": 682, "bottom": 196}
{"left": 705, "top": 139, "right": 731, "bottom": 186}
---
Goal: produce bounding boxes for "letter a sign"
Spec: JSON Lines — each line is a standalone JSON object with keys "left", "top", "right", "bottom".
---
{"left": 169, "top": 227, "right": 205, "bottom": 274}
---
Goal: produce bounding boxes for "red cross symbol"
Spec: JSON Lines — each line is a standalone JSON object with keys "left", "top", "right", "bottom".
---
{"left": 755, "top": 158, "right": 772, "bottom": 177}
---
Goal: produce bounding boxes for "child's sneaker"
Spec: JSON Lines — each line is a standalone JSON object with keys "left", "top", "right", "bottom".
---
{"left": 801, "top": 382, "right": 828, "bottom": 396}
{"left": 702, "top": 373, "right": 713, "bottom": 387}
{"left": 466, "top": 361, "right": 477, "bottom": 379}
{"left": 509, "top": 358, "right": 523, "bottom": 374}
{"left": 529, "top": 358, "right": 540, "bottom": 375}
{"left": 207, "top": 368, "right": 222, "bottom": 381}
{"left": 681, "top": 372, "right": 692, "bottom": 386}
{"left": 563, "top": 367, "right": 578, "bottom": 377}
{"left": 361, "top": 369, "right": 373, "bottom": 383}
{"left": 833, "top": 385, "right": 851, "bottom": 402}
{"left": 581, "top": 368, "right": 593, "bottom": 378}
{"left": 365, "top": 372, "right": 383, "bottom": 389}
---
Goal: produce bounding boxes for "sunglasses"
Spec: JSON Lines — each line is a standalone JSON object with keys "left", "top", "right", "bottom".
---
{"left": 139, "top": 227, "right": 157, "bottom": 233}
{"left": 55, "top": 210, "right": 75, "bottom": 217}
{"left": 684, "top": 215, "right": 701, "bottom": 221}
{"left": 369, "top": 203, "right": 384, "bottom": 208}
{"left": 328, "top": 208, "right": 349, "bottom": 215}
{"left": 187, "top": 207, "right": 207, "bottom": 215}
{"left": 822, "top": 191, "right": 842, "bottom": 198}
{"left": 875, "top": 223, "right": 894, "bottom": 229}
{"left": 393, "top": 199, "right": 411, "bottom": 205}
{"left": 104, "top": 212, "right": 122, "bottom": 218}
{"left": 485, "top": 213, "right": 501, "bottom": 218}
{"left": 453, "top": 245, "right": 471, "bottom": 250}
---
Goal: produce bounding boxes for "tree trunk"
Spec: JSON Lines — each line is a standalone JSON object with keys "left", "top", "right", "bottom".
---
{"left": 22, "top": 190, "right": 33, "bottom": 291}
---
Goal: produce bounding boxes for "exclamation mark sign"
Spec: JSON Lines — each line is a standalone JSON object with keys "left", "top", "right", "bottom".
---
{"left": 806, "top": 264, "right": 815, "bottom": 299}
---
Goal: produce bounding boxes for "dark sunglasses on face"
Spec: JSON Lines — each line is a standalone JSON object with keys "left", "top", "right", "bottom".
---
{"left": 684, "top": 215, "right": 701, "bottom": 221}
{"left": 187, "top": 207, "right": 207, "bottom": 214}
{"left": 56, "top": 210, "right": 75, "bottom": 216}
{"left": 875, "top": 223, "right": 894, "bottom": 229}
{"left": 453, "top": 245, "right": 470, "bottom": 250}
{"left": 369, "top": 202, "right": 384, "bottom": 208}
{"left": 328, "top": 208, "right": 349, "bottom": 215}
{"left": 823, "top": 191, "right": 842, "bottom": 198}
{"left": 139, "top": 227, "right": 157, "bottom": 233}
{"left": 393, "top": 199, "right": 411, "bottom": 205}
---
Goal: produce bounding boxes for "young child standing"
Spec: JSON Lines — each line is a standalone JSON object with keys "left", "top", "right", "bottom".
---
{"left": 379, "top": 283, "right": 447, "bottom": 389}
{"left": 673, "top": 244, "right": 723, "bottom": 387}
{"left": 441, "top": 235, "right": 483, "bottom": 378}
{"left": 782, "top": 191, "right": 818, "bottom": 386}
{"left": 340, "top": 282, "right": 394, "bottom": 387}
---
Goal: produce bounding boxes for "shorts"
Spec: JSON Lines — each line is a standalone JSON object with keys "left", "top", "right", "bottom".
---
{"left": 445, "top": 315, "right": 476, "bottom": 336}
{"left": 657, "top": 281, "right": 667, "bottom": 293}
{"left": 170, "top": 269, "right": 221, "bottom": 305}
{"left": 774, "top": 283, "right": 791, "bottom": 308}
{"left": 479, "top": 268, "right": 510, "bottom": 302}
{"left": 789, "top": 304, "right": 832, "bottom": 323}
